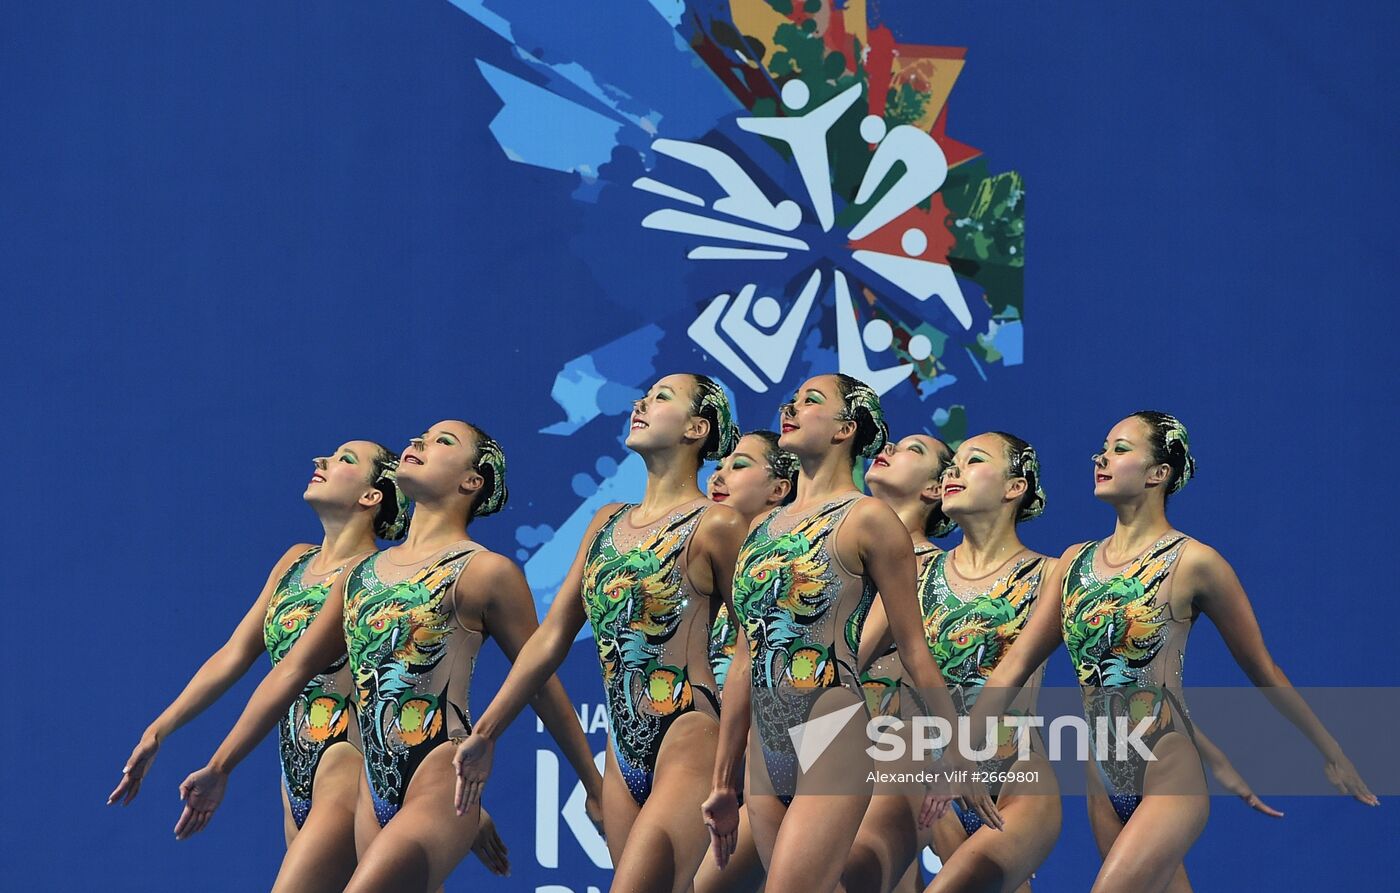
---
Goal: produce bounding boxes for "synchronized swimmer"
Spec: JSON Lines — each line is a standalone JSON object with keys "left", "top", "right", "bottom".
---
{"left": 110, "top": 377, "right": 1377, "bottom": 893}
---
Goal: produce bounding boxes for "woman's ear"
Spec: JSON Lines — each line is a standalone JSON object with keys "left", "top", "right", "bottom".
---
{"left": 770, "top": 477, "right": 792, "bottom": 505}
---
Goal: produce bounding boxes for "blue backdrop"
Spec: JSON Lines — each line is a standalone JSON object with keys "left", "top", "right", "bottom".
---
{"left": 4, "top": 1, "right": 1397, "bottom": 889}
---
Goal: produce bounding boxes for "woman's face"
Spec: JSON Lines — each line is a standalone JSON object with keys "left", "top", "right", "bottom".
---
{"left": 1092, "top": 416, "right": 1169, "bottom": 502}
{"left": 940, "top": 433, "right": 1026, "bottom": 519}
{"left": 708, "top": 434, "right": 790, "bottom": 521}
{"left": 303, "top": 440, "right": 383, "bottom": 511}
{"left": 395, "top": 420, "right": 480, "bottom": 502}
{"left": 626, "top": 374, "right": 708, "bottom": 455}
{"left": 778, "top": 375, "right": 852, "bottom": 456}
{"left": 866, "top": 434, "right": 950, "bottom": 502}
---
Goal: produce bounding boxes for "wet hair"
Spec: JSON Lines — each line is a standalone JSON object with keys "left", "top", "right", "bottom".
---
{"left": 368, "top": 443, "right": 411, "bottom": 541}
{"left": 990, "top": 432, "right": 1047, "bottom": 522}
{"left": 924, "top": 439, "right": 958, "bottom": 538}
{"left": 1130, "top": 411, "right": 1196, "bottom": 497}
{"left": 464, "top": 423, "right": 509, "bottom": 517}
{"left": 832, "top": 373, "right": 889, "bottom": 460}
{"left": 747, "top": 429, "right": 798, "bottom": 505}
{"left": 688, "top": 374, "right": 740, "bottom": 462}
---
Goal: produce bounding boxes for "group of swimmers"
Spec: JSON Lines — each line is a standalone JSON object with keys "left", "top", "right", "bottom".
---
{"left": 108, "top": 371, "right": 1377, "bottom": 893}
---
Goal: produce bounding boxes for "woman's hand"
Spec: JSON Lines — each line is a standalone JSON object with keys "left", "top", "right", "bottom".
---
{"left": 470, "top": 808, "right": 511, "bottom": 877}
{"left": 453, "top": 734, "right": 496, "bottom": 815}
{"left": 108, "top": 732, "right": 160, "bottom": 806}
{"left": 1209, "top": 754, "right": 1284, "bottom": 817}
{"left": 173, "top": 765, "right": 228, "bottom": 839}
{"left": 585, "top": 791, "right": 605, "bottom": 835}
{"left": 1324, "top": 751, "right": 1379, "bottom": 806}
{"left": 701, "top": 787, "right": 741, "bottom": 870}
{"left": 926, "top": 749, "right": 1004, "bottom": 831}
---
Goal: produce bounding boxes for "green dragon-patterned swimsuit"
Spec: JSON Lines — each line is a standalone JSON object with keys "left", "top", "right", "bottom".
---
{"left": 582, "top": 501, "right": 719, "bottom": 805}
{"left": 733, "top": 494, "right": 873, "bottom": 803}
{"left": 343, "top": 544, "right": 484, "bottom": 825}
{"left": 1061, "top": 533, "right": 1194, "bottom": 823}
{"left": 262, "top": 547, "right": 357, "bottom": 828}
{"left": 921, "top": 550, "right": 1048, "bottom": 835}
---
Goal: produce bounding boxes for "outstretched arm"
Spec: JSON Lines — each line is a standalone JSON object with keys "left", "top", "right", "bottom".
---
{"left": 471, "top": 551, "right": 603, "bottom": 815}
{"left": 453, "top": 505, "right": 615, "bottom": 814}
{"left": 109, "top": 545, "right": 307, "bottom": 806}
{"left": 173, "top": 574, "right": 352, "bottom": 839}
{"left": 1190, "top": 542, "right": 1377, "bottom": 806}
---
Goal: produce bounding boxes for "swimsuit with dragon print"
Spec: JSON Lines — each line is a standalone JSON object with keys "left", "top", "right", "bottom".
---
{"left": 732, "top": 495, "right": 872, "bottom": 801}
{"left": 921, "top": 551, "right": 1047, "bottom": 765}
{"left": 581, "top": 503, "right": 715, "bottom": 804}
{"left": 343, "top": 546, "right": 480, "bottom": 825}
{"left": 1061, "top": 534, "right": 1194, "bottom": 815}
{"left": 732, "top": 495, "right": 873, "bottom": 692}
{"left": 262, "top": 546, "right": 354, "bottom": 828}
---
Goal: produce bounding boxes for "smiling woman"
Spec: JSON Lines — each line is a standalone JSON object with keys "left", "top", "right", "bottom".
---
{"left": 452, "top": 372, "right": 749, "bottom": 893}
{"left": 108, "top": 440, "right": 403, "bottom": 892}
{"left": 967, "top": 412, "right": 1379, "bottom": 892}
{"left": 162, "top": 421, "right": 604, "bottom": 893}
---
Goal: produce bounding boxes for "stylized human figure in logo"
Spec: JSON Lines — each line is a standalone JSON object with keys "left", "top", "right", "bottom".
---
{"left": 834, "top": 269, "right": 933, "bottom": 397}
{"left": 737, "top": 79, "right": 863, "bottom": 232}
{"left": 640, "top": 138, "right": 802, "bottom": 232}
{"left": 689, "top": 268, "right": 823, "bottom": 392}
{"left": 968, "top": 412, "right": 1377, "bottom": 892}
{"left": 169, "top": 422, "right": 601, "bottom": 893}
{"left": 848, "top": 113, "right": 973, "bottom": 329}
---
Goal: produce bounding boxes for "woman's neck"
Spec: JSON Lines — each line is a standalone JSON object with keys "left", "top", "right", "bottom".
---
{"left": 879, "top": 490, "right": 934, "bottom": 550}
{"left": 314, "top": 511, "right": 378, "bottom": 565}
{"left": 1107, "top": 496, "right": 1173, "bottom": 559}
{"left": 396, "top": 500, "right": 472, "bottom": 553}
{"left": 792, "top": 449, "right": 859, "bottom": 508}
{"left": 634, "top": 448, "right": 704, "bottom": 519}
{"left": 951, "top": 508, "right": 1023, "bottom": 574}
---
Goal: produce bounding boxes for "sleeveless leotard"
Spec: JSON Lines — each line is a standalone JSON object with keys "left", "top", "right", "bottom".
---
{"left": 920, "top": 550, "right": 1048, "bottom": 835}
{"left": 343, "top": 544, "right": 484, "bottom": 825}
{"left": 732, "top": 494, "right": 873, "bottom": 804}
{"left": 582, "top": 501, "right": 720, "bottom": 805}
{"left": 1061, "top": 534, "right": 1194, "bottom": 823}
{"left": 263, "top": 547, "right": 356, "bottom": 828}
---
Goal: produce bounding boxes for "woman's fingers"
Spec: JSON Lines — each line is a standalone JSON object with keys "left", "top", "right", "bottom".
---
{"left": 173, "top": 805, "right": 196, "bottom": 839}
{"left": 1243, "top": 793, "right": 1285, "bottom": 818}
{"left": 972, "top": 793, "right": 1004, "bottom": 831}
